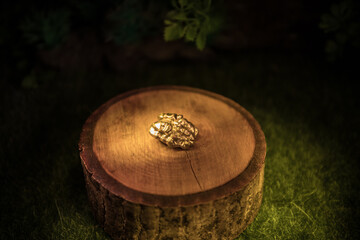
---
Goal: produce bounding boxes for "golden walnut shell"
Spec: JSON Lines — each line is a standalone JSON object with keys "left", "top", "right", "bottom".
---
{"left": 149, "top": 113, "right": 199, "bottom": 149}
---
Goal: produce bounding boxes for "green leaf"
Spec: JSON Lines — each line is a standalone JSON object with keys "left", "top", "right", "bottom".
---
{"left": 335, "top": 32, "right": 348, "bottom": 44}
{"left": 331, "top": 1, "right": 352, "bottom": 19}
{"left": 171, "top": 11, "right": 188, "bottom": 21}
{"left": 182, "top": 25, "right": 188, "bottom": 37}
{"left": 22, "top": 74, "right": 38, "bottom": 89}
{"left": 325, "top": 40, "right": 338, "bottom": 54}
{"left": 20, "top": 10, "right": 70, "bottom": 49}
{"left": 205, "top": 0, "right": 212, "bottom": 11}
{"left": 164, "top": 23, "right": 183, "bottom": 41}
{"left": 347, "top": 22, "right": 360, "bottom": 36}
{"left": 166, "top": 10, "right": 178, "bottom": 19}
{"left": 195, "top": 26, "right": 207, "bottom": 50}
{"left": 164, "top": 19, "right": 173, "bottom": 25}
{"left": 178, "top": 0, "right": 187, "bottom": 8}
{"left": 319, "top": 14, "right": 340, "bottom": 32}
{"left": 185, "top": 24, "right": 198, "bottom": 41}
{"left": 171, "top": 0, "right": 179, "bottom": 9}
{"left": 338, "top": 1, "right": 352, "bottom": 18}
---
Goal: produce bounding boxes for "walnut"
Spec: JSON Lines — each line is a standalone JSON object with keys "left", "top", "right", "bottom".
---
{"left": 149, "top": 113, "right": 199, "bottom": 149}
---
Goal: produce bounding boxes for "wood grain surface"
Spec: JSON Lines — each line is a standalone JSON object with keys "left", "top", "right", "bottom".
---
{"left": 80, "top": 86, "right": 266, "bottom": 207}
{"left": 93, "top": 88, "right": 255, "bottom": 196}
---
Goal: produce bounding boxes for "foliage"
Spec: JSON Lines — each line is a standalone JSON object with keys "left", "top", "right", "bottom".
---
{"left": 16, "top": 0, "right": 223, "bottom": 52}
{"left": 20, "top": 9, "right": 71, "bottom": 50}
{"left": 106, "top": 0, "right": 148, "bottom": 45}
{"left": 70, "top": 1, "right": 101, "bottom": 25}
{"left": 21, "top": 71, "right": 39, "bottom": 89}
{"left": 319, "top": 0, "right": 360, "bottom": 61}
{"left": 105, "top": 0, "right": 169, "bottom": 45}
{"left": 164, "top": 0, "right": 223, "bottom": 50}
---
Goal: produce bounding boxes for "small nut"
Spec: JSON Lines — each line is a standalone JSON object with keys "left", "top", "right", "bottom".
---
{"left": 149, "top": 113, "right": 199, "bottom": 149}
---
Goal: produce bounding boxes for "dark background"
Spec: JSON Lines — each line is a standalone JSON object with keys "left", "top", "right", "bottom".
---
{"left": 1, "top": 0, "right": 359, "bottom": 239}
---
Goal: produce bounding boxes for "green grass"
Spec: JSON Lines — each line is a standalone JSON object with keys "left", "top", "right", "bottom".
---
{"left": 1, "top": 53, "right": 359, "bottom": 239}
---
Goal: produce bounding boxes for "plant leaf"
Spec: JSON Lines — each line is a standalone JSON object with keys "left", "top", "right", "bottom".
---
{"left": 22, "top": 74, "right": 38, "bottom": 89}
{"left": 178, "top": 0, "right": 187, "bottom": 8}
{"left": 195, "top": 26, "right": 206, "bottom": 50}
{"left": 325, "top": 40, "right": 338, "bottom": 54}
{"left": 171, "top": 0, "right": 179, "bottom": 9}
{"left": 164, "top": 23, "right": 183, "bottom": 41}
{"left": 205, "top": 0, "right": 212, "bottom": 12}
{"left": 185, "top": 24, "right": 198, "bottom": 41}
{"left": 166, "top": 10, "right": 178, "bottom": 19}
{"left": 319, "top": 14, "right": 340, "bottom": 32}
{"left": 164, "top": 19, "right": 173, "bottom": 25}
{"left": 171, "top": 11, "right": 188, "bottom": 21}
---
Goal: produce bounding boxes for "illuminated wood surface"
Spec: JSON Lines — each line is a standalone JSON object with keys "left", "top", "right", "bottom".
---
{"left": 79, "top": 86, "right": 266, "bottom": 240}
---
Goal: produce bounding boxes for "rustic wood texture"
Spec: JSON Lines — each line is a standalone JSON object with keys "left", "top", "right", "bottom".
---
{"left": 79, "top": 86, "right": 266, "bottom": 239}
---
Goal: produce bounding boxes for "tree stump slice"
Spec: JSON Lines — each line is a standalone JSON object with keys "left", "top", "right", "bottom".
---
{"left": 79, "top": 86, "right": 266, "bottom": 240}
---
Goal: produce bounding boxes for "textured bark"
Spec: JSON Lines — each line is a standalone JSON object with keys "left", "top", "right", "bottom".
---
{"left": 84, "top": 166, "right": 264, "bottom": 240}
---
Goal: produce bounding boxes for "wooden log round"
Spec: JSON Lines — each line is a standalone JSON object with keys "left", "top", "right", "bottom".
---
{"left": 79, "top": 86, "right": 266, "bottom": 240}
